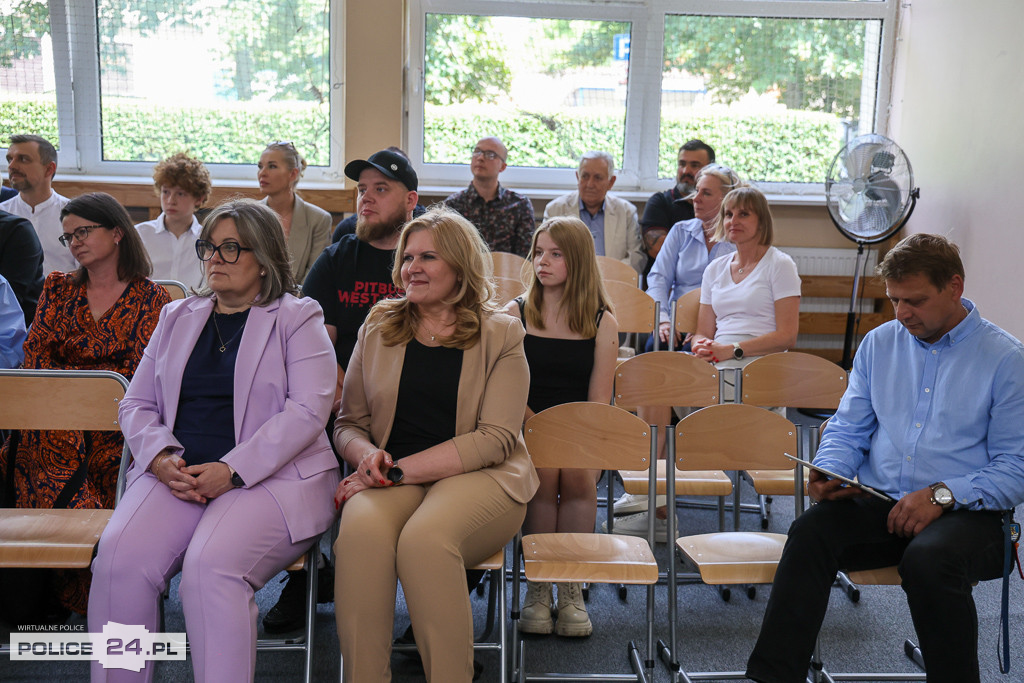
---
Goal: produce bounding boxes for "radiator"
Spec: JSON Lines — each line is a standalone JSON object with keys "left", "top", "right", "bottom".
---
{"left": 777, "top": 246, "right": 880, "bottom": 350}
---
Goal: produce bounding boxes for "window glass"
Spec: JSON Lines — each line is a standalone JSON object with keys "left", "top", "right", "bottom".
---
{"left": 95, "top": 0, "right": 330, "bottom": 165}
{"left": 423, "top": 14, "right": 630, "bottom": 169}
{"left": 0, "top": 1, "right": 59, "bottom": 145}
{"left": 660, "top": 15, "right": 881, "bottom": 183}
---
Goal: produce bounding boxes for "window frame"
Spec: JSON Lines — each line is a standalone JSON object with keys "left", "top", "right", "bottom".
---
{"left": 3, "top": 0, "right": 346, "bottom": 184}
{"left": 407, "top": 0, "right": 898, "bottom": 200}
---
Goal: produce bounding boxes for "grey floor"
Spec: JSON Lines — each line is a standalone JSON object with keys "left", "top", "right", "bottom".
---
{"left": 4, "top": 412, "right": 1024, "bottom": 682}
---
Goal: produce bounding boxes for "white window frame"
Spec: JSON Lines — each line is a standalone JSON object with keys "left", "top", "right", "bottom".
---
{"left": 407, "top": 0, "right": 898, "bottom": 201}
{"left": 4, "top": 0, "right": 346, "bottom": 185}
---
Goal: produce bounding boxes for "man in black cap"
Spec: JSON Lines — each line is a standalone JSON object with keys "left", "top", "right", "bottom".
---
{"left": 262, "top": 149, "right": 418, "bottom": 633}
{"left": 331, "top": 146, "right": 426, "bottom": 243}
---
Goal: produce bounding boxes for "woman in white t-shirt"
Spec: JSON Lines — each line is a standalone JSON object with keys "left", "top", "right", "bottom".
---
{"left": 692, "top": 187, "right": 800, "bottom": 375}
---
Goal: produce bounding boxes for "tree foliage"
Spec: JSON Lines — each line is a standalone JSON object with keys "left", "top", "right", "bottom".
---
{"left": 664, "top": 15, "right": 868, "bottom": 118}
{"left": 0, "top": 0, "right": 50, "bottom": 67}
{"left": 424, "top": 14, "right": 511, "bottom": 106}
{"left": 537, "top": 19, "right": 631, "bottom": 74}
{"left": 545, "top": 15, "right": 869, "bottom": 118}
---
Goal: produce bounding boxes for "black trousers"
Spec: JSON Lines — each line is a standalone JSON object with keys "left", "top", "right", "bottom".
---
{"left": 746, "top": 497, "right": 1005, "bottom": 683}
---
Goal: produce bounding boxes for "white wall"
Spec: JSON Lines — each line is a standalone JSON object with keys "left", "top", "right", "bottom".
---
{"left": 890, "top": 0, "right": 1024, "bottom": 338}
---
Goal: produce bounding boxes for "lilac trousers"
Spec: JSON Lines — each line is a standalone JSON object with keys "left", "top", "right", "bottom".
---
{"left": 88, "top": 472, "right": 316, "bottom": 683}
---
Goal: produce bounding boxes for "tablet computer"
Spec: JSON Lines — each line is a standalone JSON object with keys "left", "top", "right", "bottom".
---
{"left": 783, "top": 453, "right": 895, "bottom": 502}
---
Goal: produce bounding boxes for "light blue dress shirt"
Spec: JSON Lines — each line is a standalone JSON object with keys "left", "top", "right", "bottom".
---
{"left": 0, "top": 273, "right": 27, "bottom": 368}
{"left": 645, "top": 218, "right": 736, "bottom": 321}
{"left": 814, "top": 298, "right": 1024, "bottom": 511}
{"left": 578, "top": 198, "right": 606, "bottom": 257}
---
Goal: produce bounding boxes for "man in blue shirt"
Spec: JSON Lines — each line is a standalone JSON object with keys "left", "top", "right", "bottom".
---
{"left": 747, "top": 233, "right": 1024, "bottom": 683}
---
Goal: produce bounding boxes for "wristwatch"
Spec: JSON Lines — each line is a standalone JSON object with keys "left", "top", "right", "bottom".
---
{"left": 732, "top": 342, "right": 744, "bottom": 360}
{"left": 386, "top": 466, "right": 405, "bottom": 486}
{"left": 231, "top": 471, "right": 245, "bottom": 488}
{"left": 929, "top": 482, "right": 954, "bottom": 511}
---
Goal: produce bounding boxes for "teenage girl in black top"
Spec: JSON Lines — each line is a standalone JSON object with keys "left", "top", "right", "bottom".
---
{"left": 505, "top": 215, "right": 618, "bottom": 637}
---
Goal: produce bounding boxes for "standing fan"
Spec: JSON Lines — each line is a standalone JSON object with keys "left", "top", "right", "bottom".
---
{"left": 825, "top": 133, "right": 920, "bottom": 370}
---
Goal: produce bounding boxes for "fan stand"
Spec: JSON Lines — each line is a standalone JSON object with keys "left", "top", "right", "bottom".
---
{"left": 841, "top": 242, "right": 868, "bottom": 371}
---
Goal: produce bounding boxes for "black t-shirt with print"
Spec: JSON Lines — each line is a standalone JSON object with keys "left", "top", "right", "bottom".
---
{"left": 303, "top": 234, "right": 400, "bottom": 369}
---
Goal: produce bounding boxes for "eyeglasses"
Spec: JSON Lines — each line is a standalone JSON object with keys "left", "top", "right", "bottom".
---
{"left": 59, "top": 225, "right": 109, "bottom": 247}
{"left": 471, "top": 148, "right": 505, "bottom": 162}
{"left": 195, "top": 240, "right": 253, "bottom": 264}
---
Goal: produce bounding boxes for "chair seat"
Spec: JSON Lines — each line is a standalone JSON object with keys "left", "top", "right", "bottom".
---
{"left": 621, "top": 460, "right": 733, "bottom": 496}
{"left": 743, "top": 468, "right": 809, "bottom": 496}
{"left": 471, "top": 548, "right": 505, "bottom": 572}
{"left": 845, "top": 565, "right": 902, "bottom": 585}
{"left": 522, "top": 532, "right": 658, "bottom": 585}
{"left": 0, "top": 508, "right": 113, "bottom": 568}
{"left": 285, "top": 555, "right": 307, "bottom": 572}
{"left": 676, "top": 531, "right": 787, "bottom": 584}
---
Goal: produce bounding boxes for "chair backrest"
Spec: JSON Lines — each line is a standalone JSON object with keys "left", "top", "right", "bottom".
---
{"left": 493, "top": 276, "right": 527, "bottom": 305}
{"left": 524, "top": 402, "right": 651, "bottom": 472}
{"left": 675, "top": 403, "right": 797, "bottom": 472}
{"left": 156, "top": 279, "right": 189, "bottom": 301}
{"left": 740, "top": 352, "right": 848, "bottom": 409}
{"left": 603, "top": 280, "right": 657, "bottom": 335}
{"left": 615, "top": 351, "right": 720, "bottom": 409}
{"left": 671, "top": 288, "right": 701, "bottom": 340}
{"left": 0, "top": 369, "right": 129, "bottom": 432}
{"left": 0, "top": 369, "right": 132, "bottom": 505}
{"left": 490, "top": 251, "right": 528, "bottom": 280}
{"left": 596, "top": 255, "right": 639, "bottom": 287}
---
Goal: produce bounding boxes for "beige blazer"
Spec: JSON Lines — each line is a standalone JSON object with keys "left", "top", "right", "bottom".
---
{"left": 544, "top": 190, "right": 645, "bottom": 273}
{"left": 261, "top": 195, "right": 331, "bottom": 283}
{"left": 335, "top": 310, "right": 539, "bottom": 504}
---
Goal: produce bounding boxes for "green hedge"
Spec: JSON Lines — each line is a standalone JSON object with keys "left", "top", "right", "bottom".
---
{"left": 424, "top": 104, "right": 841, "bottom": 183}
{"left": 1, "top": 97, "right": 840, "bottom": 183}
{"left": 0, "top": 97, "right": 330, "bottom": 166}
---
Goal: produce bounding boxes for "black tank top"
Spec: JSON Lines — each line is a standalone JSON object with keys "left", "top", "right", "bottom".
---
{"left": 516, "top": 297, "right": 604, "bottom": 413}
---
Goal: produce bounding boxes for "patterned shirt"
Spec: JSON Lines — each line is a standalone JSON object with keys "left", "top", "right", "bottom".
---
{"left": 445, "top": 182, "right": 535, "bottom": 257}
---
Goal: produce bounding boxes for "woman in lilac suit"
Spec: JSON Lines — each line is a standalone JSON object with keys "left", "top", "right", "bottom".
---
{"left": 88, "top": 199, "right": 339, "bottom": 683}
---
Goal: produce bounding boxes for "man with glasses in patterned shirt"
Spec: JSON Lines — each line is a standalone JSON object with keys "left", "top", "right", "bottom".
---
{"left": 444, "top": 136, "right": 535, "bottom": 257}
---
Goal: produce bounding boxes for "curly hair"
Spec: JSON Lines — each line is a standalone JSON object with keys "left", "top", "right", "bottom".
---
{"left": 152, "top": 152, "right": 211, "bottom": 203}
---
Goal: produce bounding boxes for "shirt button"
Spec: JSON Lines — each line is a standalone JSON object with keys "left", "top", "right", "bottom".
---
{"left": 916, "top": 423, "right": 922, "bottom": 428}
{"left": 924, "top": 388, "right": 930, "bottom": 393}
{"left": 906, "top": 456, "right": 912, "bottom": 461}
{"left": 932, "top": 350, "right": 938, "bottom": 355}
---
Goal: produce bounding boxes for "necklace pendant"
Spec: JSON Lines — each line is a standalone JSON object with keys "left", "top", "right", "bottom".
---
{"left": 218, "top": 344, "right": 227, "bottom": 353}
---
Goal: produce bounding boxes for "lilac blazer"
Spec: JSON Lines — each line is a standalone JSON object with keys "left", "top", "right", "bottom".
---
{"left": 118, "top": 293, "right": 340, "bottom": 543}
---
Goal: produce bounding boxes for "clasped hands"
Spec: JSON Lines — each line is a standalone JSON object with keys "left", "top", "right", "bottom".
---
{"left": 333, "top": 448, "right": 399, "bottom": 509}
{"left": 691, "top": 338, "right": 728, "bottom": 364}
{"left": 150, "top": 448, "right": 235, "bottom": 504}
{"left": 807, "top": 469, "right": 943, "bottom": 538}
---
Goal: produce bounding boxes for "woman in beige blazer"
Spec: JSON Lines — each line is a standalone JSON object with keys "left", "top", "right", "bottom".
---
{"left": 257, "top": 141, "right": 331, "bottom": 282}
{"left": 333, "top": 206, "right": 538, "bottom": 683}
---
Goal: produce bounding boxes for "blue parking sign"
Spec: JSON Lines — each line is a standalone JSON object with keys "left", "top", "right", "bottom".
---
{"left": 614, "top": 34, "right": 630, "bottom": 61}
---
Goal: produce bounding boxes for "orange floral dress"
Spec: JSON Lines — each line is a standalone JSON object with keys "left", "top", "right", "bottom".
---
{"left": 0, "top": 272, "right": 170, "bottom": 613}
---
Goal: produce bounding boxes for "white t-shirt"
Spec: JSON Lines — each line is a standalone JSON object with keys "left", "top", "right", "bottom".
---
{"left": 699, "top": 246, "right": 801, "bottom": 339}
{"left": 136, "top": 213, "right": 205, "bottom": 291}
{"left": 0, "top": 191, "right": 76, "bottom": 275}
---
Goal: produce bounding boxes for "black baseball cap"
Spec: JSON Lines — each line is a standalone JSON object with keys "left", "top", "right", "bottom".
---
{"left": 344, "top": 150, "right": 418, "bottom": 191}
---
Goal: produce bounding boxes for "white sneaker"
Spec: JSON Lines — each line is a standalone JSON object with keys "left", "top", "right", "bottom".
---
{"left": 519, "top": 580, "right": 554, "bottom": 634}
{"left": 601, "top": 511, "right": 670, "bottom": 543}
{"left": 555, "top": 582, "right": 592, "bottom": 637}
{"left": 612, "top": 492, "right": 667, "bottom": 516}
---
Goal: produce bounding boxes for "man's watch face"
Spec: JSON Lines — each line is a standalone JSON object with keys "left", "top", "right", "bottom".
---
{"left": 932, "top": 485, "right": 953, "bottom": 506}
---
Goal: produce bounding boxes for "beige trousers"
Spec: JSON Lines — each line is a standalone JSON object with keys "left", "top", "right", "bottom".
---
{"left": 335, "top": 469, "right": 525, "bottom": 682}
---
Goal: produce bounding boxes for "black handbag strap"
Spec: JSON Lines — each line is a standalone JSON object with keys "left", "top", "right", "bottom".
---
{"left": 1, "top": 430, "right": 19, "bottom": 508}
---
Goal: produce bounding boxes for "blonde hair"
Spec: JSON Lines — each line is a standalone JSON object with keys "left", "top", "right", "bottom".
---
{"left": 262, "top": 141, "right": 307, "bottom": 190}
{"left": 690, "top": 164, "right": 745, "bottom": 244}
{"left": 522, "top": 216, "right": 611, "bottom": 338}
{"left": 371, "top": 206, "right": 498, "bottom": 349}
{"left": 713, "top": 186, "right": 775, "bottom": 246}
